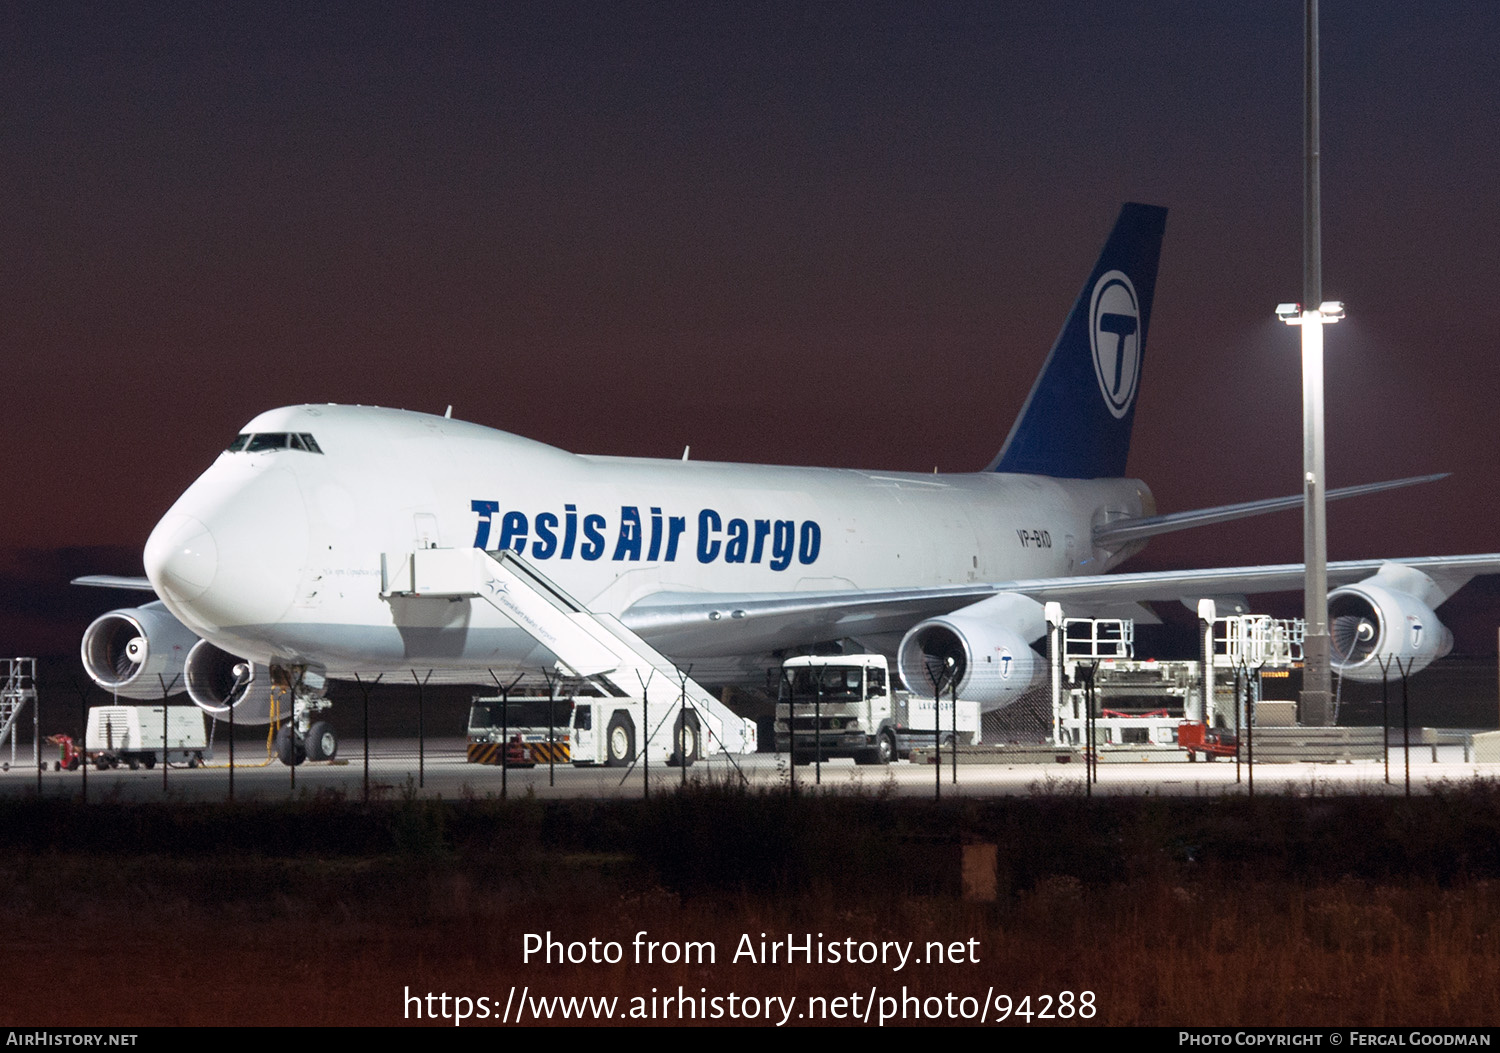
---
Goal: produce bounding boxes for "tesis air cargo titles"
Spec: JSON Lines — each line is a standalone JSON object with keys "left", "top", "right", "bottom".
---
{"left": 77, "top": 203, "right": 1500, "bottom": 764}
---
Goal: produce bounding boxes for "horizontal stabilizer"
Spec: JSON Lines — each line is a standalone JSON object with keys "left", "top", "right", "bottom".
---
{"left": 1092, "top": 474, "right": 1447, "bottom": 548}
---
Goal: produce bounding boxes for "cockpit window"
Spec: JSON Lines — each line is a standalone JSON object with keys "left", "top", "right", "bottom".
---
{"left": 246, "top": 433, "right": 289, "bottom": 452}
{"left": 228, "top": 432, "right": 325, "bottom": 454}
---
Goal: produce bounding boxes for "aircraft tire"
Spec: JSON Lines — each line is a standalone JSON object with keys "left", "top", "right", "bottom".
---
{"left": 673, "top": 713, "right": 701, "bottom": 767}
{"left": 274, "top": 727, "right": 306, "bottom": 767}
{"left": 306, "top": 721, "right": 337, "bottom": 762}
{"left": 605, "top": 713, "right": 634, "bottom": 767}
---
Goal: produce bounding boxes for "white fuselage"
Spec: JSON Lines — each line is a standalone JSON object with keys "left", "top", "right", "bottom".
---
{"left": 143, "top": 405, "right": 1152, "bottom": 677}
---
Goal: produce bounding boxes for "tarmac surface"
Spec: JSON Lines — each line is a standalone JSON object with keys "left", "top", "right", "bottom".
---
{"left": 0, "top": 737, "right": 1494, "bottom": 801}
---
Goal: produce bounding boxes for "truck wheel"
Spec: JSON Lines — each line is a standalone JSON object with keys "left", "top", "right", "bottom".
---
{"left": 306, "top": 721, "right": 337, "bottom": 762}
{"left": 672, "top": 713, "right": 701, "bottom": 767}
{"left": 274, "top": 727, "right": 306, "bottom": 767}
{"left": 876, "top": 730, "right": 897, "bottom": 765}
{"left": 142, "top": 754, "right": 156, "bottom": 770}
{"left": 605, "top": 713, "right": 635, "bottom": 767}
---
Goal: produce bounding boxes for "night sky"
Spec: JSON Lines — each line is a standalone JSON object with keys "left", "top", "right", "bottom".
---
{"left": 6, "top": 2, "right": 1500, "bottom": 656}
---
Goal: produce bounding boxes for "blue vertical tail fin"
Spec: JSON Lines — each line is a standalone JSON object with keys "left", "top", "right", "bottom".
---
{"left": 988, "top": 202, "right": 1167, "bottom": 479}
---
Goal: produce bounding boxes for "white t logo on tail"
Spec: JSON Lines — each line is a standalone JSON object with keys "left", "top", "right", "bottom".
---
{"left": 1089, "top": 269, "right": 1141, "bottom": 419}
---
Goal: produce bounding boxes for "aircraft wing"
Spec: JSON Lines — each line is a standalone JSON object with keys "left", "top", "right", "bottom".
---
{"left": 71, "top": 575, "right": 156, "bottom": 592}
{"left": 1091, "top": 474, "right": 1446, "bottom": 548}
{"left": 622, "top": 553, "right": 1500, "bottom": 657}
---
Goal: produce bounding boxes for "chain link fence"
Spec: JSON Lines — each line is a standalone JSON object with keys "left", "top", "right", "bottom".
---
{"left": 2, "top": 652, "right": 1498, "bottom": 802}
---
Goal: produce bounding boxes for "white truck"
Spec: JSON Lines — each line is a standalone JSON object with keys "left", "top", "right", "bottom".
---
{"left": 773, "top": 654, "right": 981, "bottom": 764}
{"left": 85, "top": 705, "right": 209, "bottom": 770}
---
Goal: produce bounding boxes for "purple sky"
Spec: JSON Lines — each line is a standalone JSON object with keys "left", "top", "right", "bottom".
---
{"left": 6, "top": 2, "right": 1500, "bottom": 653}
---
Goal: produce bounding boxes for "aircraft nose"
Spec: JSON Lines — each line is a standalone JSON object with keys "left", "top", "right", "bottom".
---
{"left": 145, "top": 514, "right": 218, "bottom": 603}
{"left": 145, "top": 466, "right": 310, "bottom": 632}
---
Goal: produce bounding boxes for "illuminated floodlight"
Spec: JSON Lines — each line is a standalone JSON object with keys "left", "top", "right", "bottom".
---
{"left": 1276, "top": 300, "right": 1345, "bottom": 325}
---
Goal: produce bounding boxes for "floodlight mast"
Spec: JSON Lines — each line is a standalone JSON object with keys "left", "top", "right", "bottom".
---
{"left": 1279, "top": 0, "right": 1340, "bottom": 726}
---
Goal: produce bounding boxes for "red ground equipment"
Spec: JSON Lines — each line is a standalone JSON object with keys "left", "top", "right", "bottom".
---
{"left": 1177, "top": 721, "right": 1238, "bottom": 761}
{"left": 45, "top": 734, "right": 84, "bottom": 772}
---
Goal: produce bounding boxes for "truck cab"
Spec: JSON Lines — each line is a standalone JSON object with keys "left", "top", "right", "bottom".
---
{"left": 773, "top": 654, "right": 980, "bottom": 765}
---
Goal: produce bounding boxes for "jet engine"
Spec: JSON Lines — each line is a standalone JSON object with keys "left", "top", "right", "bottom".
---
{"left": 81, "top": 602, "right": 198, "bottom": 699}
{"left": 184, "top": 640, "right": 284, "bottom": 724}
{"left": 1328, "top": 564, "right": 1454, "bottom": 682}
{"left": 896, "top": 593, "right": 1047, "bottom": 710}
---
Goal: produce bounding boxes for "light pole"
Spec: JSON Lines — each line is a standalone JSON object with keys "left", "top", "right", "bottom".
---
{"left": 1276, "top": 0, "right": 1344, "bottom": 727}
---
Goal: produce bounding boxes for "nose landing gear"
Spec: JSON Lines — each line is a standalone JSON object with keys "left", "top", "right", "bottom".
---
{"left": 271, "top": 664, "right": 337, "bottom": 767}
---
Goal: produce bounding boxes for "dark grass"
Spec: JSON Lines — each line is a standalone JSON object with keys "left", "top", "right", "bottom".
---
{"left": 3, "top": 781, "right": 1500, "bottom": 1025}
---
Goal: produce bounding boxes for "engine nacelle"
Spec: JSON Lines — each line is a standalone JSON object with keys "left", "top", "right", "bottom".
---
{"left": 184, "top": 640, "right": 284, "bottom": 724}
{"left": 1328, "top": 564, "right": 1454, "bottom": 682}
{"left": 897, "top": 593, "right": 1046, "bottom": 710}
{"left": 81, "top": 602, "right": 198, "bottom": 699}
